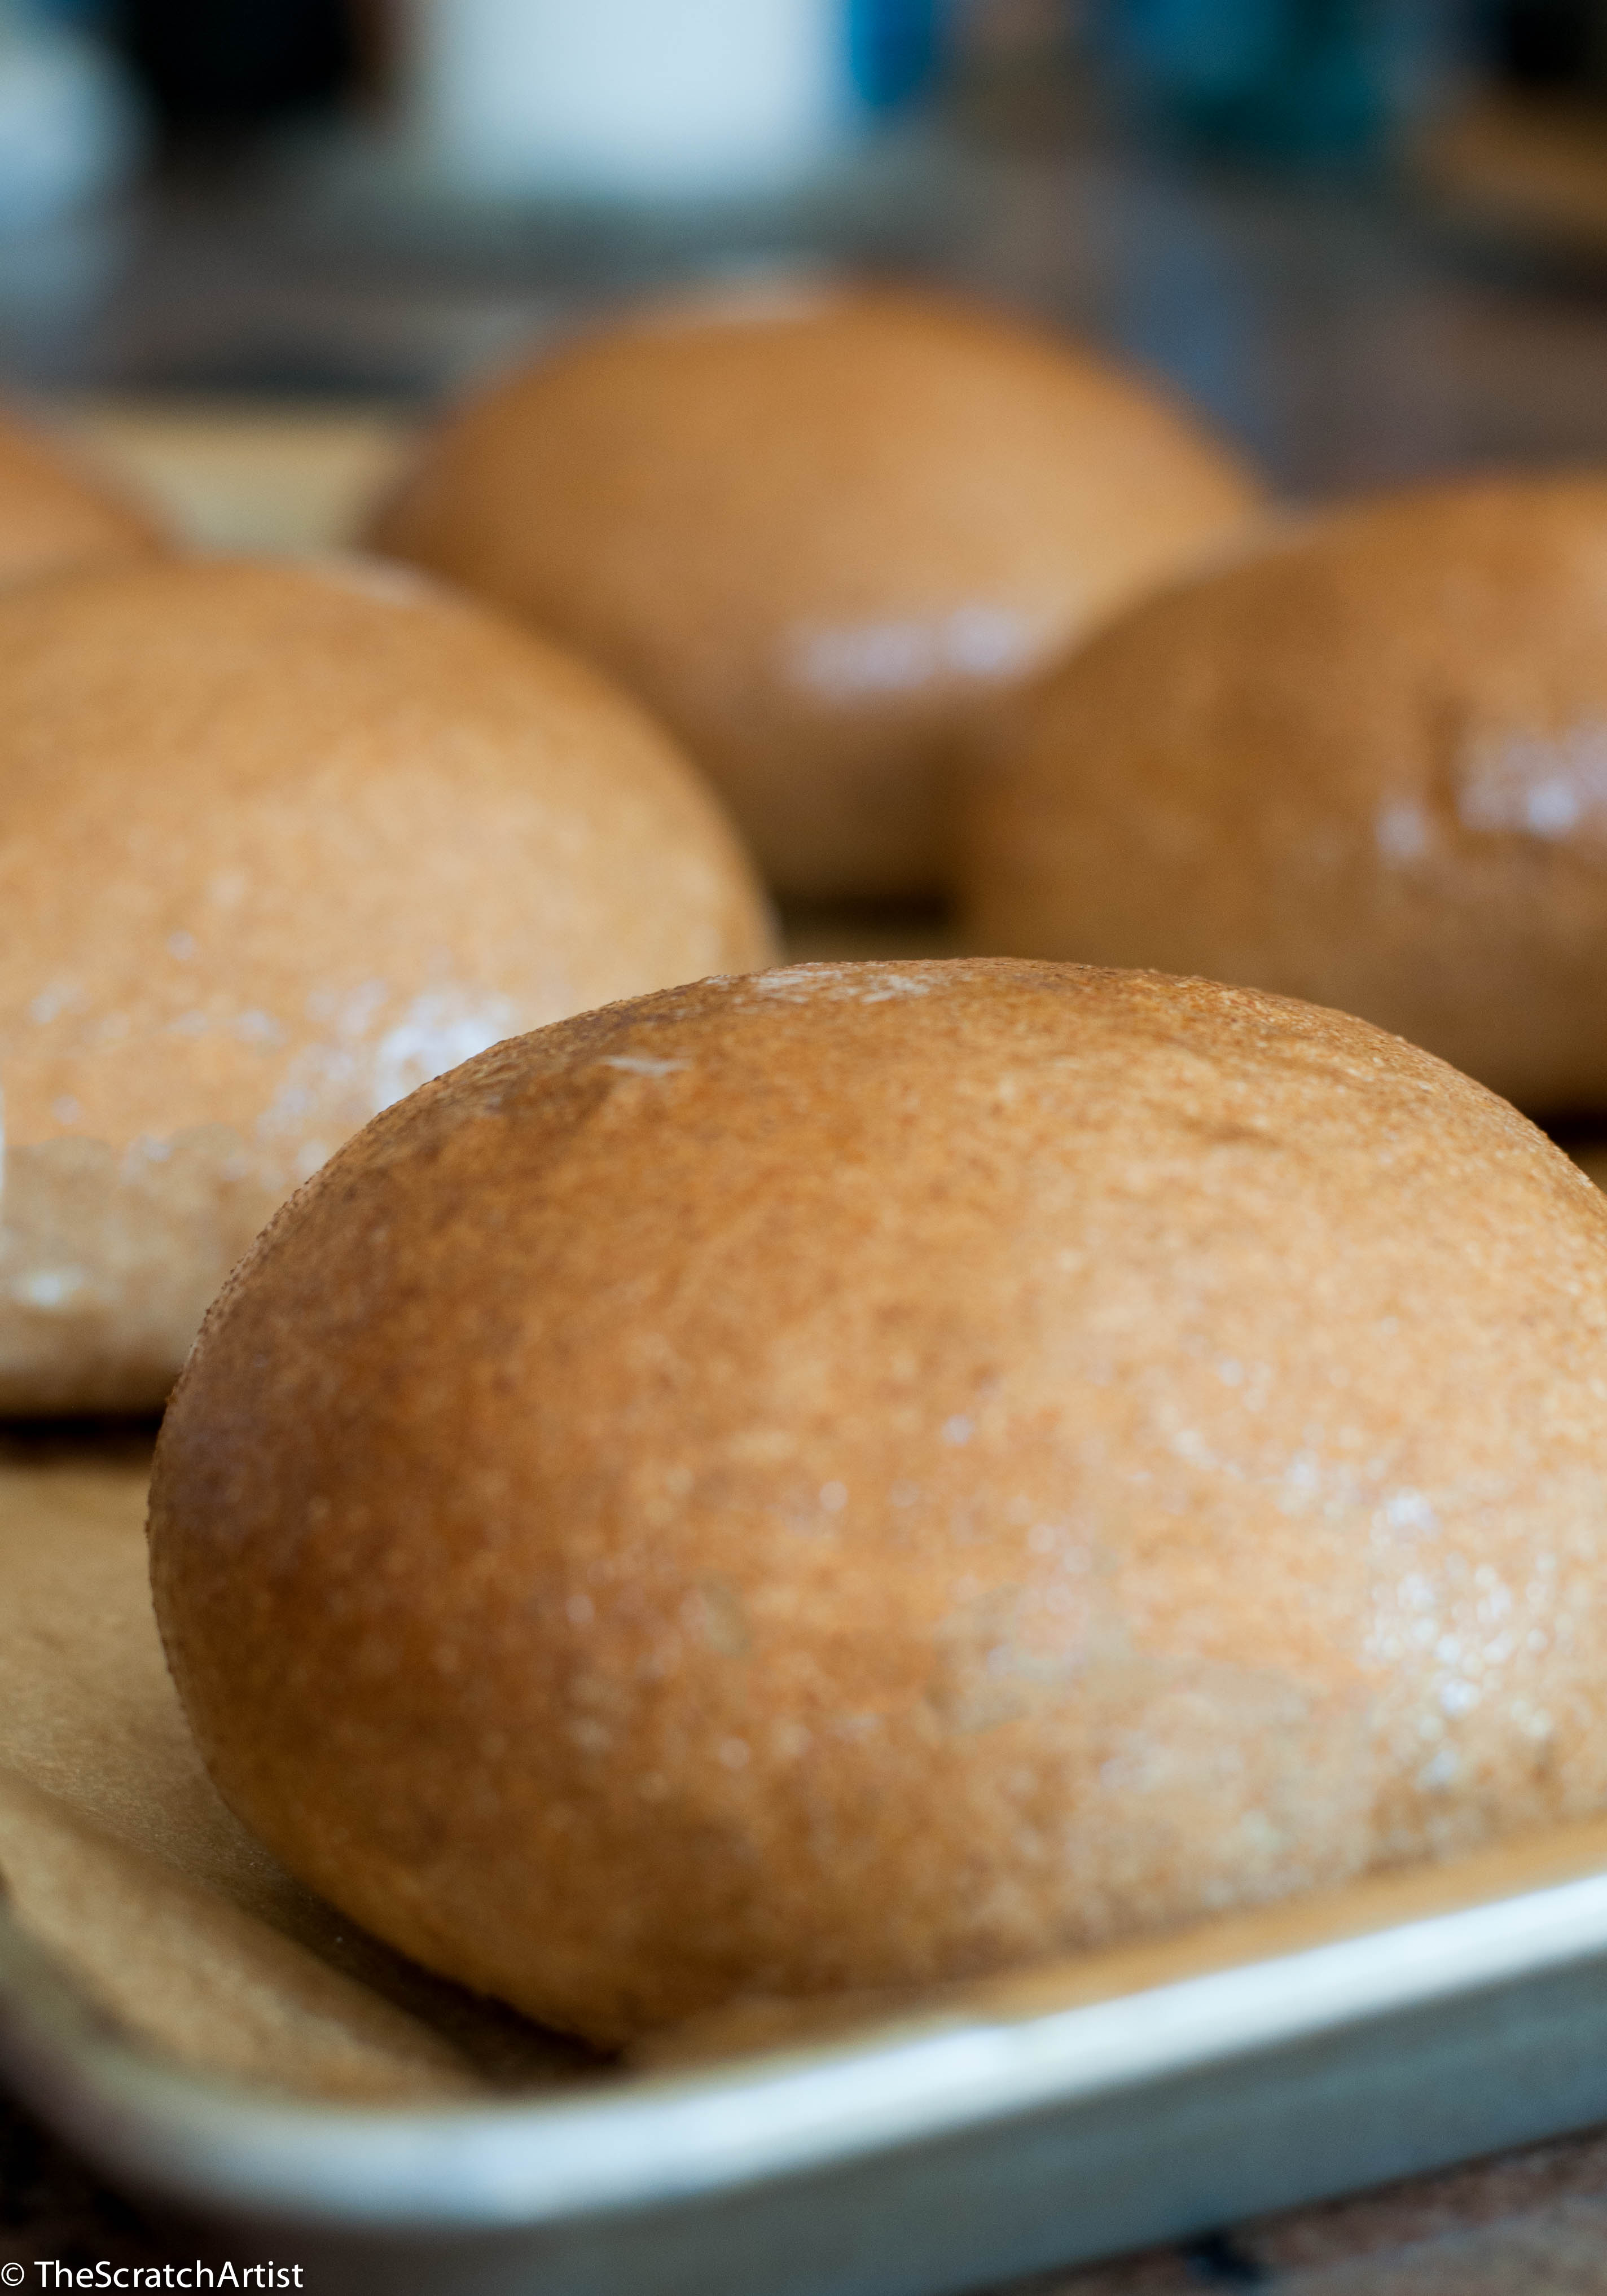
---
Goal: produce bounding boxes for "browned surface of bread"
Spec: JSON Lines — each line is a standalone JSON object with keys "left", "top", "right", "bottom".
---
{"left": 368, "top": 286, "right": 1263, "bottom": 899}
{"left": 962, "top": 475, "right": 1607, "bottom": 1112}
{"left": 149, "top": 958, "right": 1607, "bottom": 2047}
{"left": 0, "top": 407, "right": 166, "bottom": 588}
{"left": 0, "top": 555, "right": 776, "bottom": 1413}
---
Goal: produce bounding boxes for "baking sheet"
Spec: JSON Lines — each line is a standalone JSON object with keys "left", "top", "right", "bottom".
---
{"left": 8, "top": 1441, "right": 1607, "bottom": 2293}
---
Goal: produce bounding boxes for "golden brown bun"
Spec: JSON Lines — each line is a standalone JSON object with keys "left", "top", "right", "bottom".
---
{"left": 149, "top": 959, "right": 1607, "bottom": 2047}
{"left": 368, "top": 286, "right": 1263, "bottom": 899}
{"left": 0, "top": 556, "right": 775, "bottom": 1414}
{"left": 0, "top": 406, "right": 165, "bottom": 588}
{"left": 963, "top": 475, "right": 1607, "bottom": 1112}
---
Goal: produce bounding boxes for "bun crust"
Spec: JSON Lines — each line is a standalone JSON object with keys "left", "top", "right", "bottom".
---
{"left": 370, "top": 288, "right": 1262, "bottom": 898}
{"left": 150, "top": 959, "right": 1607, "bottom": 2045}
{"left": 964, "top": 476, "right": 1607, "bottom": 1111}
{"left": 0, "top": 556, "right": 775, "bottom": 1412}
{"left": 0, "top": 407, "right": 165, "bottom": 589}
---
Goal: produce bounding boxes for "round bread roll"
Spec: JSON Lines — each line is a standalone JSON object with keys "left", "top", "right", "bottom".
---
{"left": 367, "top": 286, "right": 1263, "bottom": 899}
{"left": 963, "top": 475, "right": 1607, "bottom": 1112}
{"left": 150, "top": 958, "right": 1607, "bottom": 2047}
{"left": 0, "top": 405, "right": 165, "bottom": 589}
{"left": 0, "top": 556, "right": 774, "bottom": 1415}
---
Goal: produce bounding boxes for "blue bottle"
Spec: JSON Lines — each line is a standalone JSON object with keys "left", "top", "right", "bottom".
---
{"left": 1103, "top": 0, "right": 1457, "bottom": 160}
{"left": 848, "top": 0, "right": 949, "bottom": 113}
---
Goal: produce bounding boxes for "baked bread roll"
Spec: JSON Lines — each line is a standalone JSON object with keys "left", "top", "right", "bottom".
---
{"left": 963, "top": 475, "right": 1607, "bottom": 1112}
{"left": 0, "top": 405, "right": 165, "bottom": 589}
{"left": 150, "top": 959, "right": 1607, "bottom": 2047}
{"left": 368, "top": 287, "right": 1263, "bottom": 899}
{"left": 0, "top": 556, "right": 774, "bottom": 1415}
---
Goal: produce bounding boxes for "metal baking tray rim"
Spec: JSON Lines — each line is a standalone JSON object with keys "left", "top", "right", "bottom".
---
{"left": 6, "top": 1832, "right": 1607, "bottom": 2234}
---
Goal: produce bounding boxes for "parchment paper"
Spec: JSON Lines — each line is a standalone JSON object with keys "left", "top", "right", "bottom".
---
{"left": 0, "top": 1431, "right": 595, "bottom": 2104}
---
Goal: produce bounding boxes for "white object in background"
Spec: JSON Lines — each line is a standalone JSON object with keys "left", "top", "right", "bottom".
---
{"left": 0, "top": 0, "right": 143, "bottom": 233}
{"left": 399, "top": 0, "right": 855, "bottom": 199}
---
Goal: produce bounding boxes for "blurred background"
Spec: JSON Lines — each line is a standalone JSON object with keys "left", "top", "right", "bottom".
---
{"left": 0, "top": 0, "right": 1605, "bottom": 510}
{"left": 4, "top": 3, "right": 1607, "bottom": 2271}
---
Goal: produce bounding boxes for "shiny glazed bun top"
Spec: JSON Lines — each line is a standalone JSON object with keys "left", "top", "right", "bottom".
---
{"left": 0, "top": 405, "right": 165, "bottom": 589}
{"left": 151, "top": 960, "right": 1607, "bottom": 2048}
{"left": 370, "top": 285, "right": 1263, "bottom": 898}
{"left": 0, "top": 555, "right": 775, "bottom": 1413}
{"left": 964, "top": 475, "right": 1607, "bottom": 1112}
